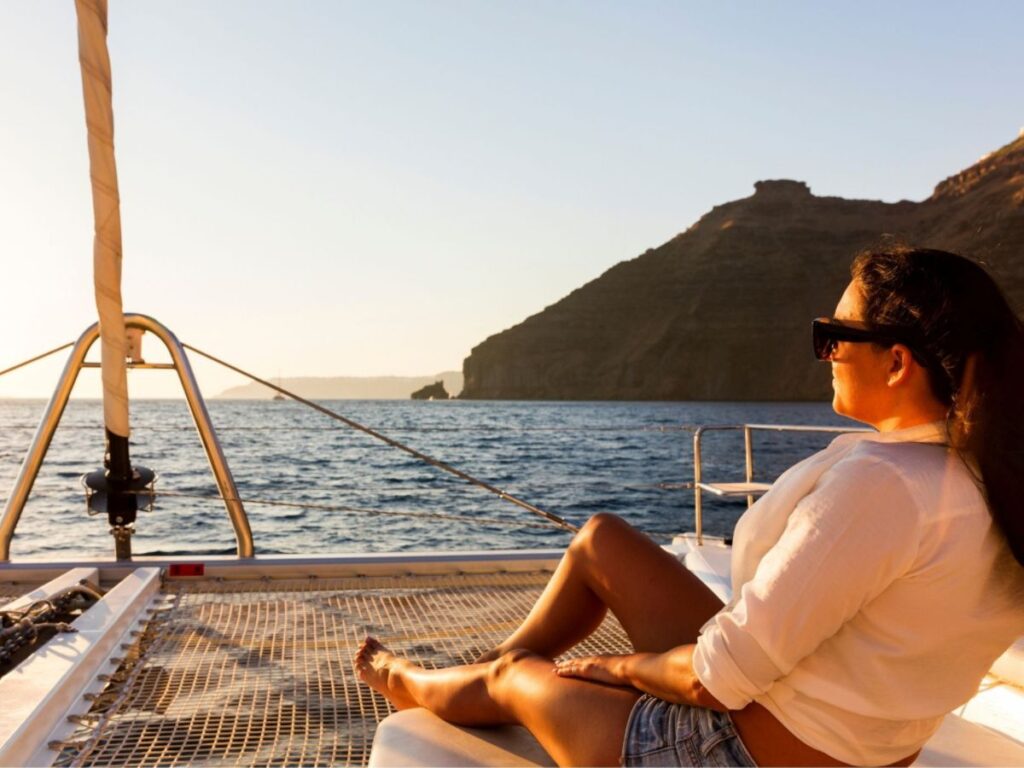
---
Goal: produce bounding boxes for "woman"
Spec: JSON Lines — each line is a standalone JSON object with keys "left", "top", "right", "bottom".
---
{"left": 355, "top": 247, "right": 1024, "bottom": 767}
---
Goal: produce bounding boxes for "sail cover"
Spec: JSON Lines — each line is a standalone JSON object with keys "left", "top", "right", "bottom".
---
{"left": 75, "top": 0, "right": 129, "bottom": 439}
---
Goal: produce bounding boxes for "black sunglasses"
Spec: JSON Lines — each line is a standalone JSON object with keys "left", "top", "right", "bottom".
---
{"left": 812, "top": 317, "right": 927, "bottom": 362}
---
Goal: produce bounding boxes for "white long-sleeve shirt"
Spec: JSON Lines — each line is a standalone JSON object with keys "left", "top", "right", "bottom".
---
{"left": 692, "top": 422, "right": 1024, "bottom": 765}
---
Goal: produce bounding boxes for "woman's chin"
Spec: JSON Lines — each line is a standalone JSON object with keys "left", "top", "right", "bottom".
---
{"left": 831, "top": 393, "right": 846, "bottom": 418}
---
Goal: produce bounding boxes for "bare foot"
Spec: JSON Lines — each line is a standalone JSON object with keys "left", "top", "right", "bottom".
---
{"left": 354, "top": 636, "right": 419, "bottom": 710}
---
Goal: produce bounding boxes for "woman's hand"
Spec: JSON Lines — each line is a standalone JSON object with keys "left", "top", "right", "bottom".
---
{"left": 554, "top": 654, "right": 633, "bottom": 686}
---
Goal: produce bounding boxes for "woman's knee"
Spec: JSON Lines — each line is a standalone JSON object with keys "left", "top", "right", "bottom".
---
{"left": 486, "top": 649, "right": 545, "bottom": 692}
{"left": 485, "top": 649, "right": 553, "bottom": 713}
{"left": 570, "top": 512, "right": 636, "bottom": 560}
{"left": 488, "top": 647, "right": 537, "bottom": 677}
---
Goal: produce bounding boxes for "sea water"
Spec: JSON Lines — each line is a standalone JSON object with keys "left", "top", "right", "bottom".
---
{"left": 0, "top": 399, "right": 853, "bottom": 559}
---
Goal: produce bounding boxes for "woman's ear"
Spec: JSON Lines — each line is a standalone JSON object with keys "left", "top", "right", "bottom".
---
{"left": 886, "top": 345, "right": 914, "bottom": 387}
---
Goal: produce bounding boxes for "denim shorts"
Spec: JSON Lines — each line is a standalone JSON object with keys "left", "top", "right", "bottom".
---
{"left": 621, "top": 694, "right": 757, "bottom": 766}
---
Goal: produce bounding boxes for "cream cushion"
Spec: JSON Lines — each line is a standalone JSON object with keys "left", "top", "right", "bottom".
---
{"left": 368, "top": 709, "right": 554, "bottom": 767}
{"left": 368, "top": 707, "right": 1024, "bottom": 767}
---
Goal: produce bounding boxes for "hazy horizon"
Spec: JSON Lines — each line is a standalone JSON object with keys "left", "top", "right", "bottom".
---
{"left": 2, "top": 1, "right": 1022, "bottom": 399}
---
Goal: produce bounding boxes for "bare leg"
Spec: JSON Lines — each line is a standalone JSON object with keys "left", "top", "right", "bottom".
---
{"left": 478, "top": 513, "right": 723, "bottom": 661}
{"left": 356, "top": 638, "right": 640, "bottom": 767}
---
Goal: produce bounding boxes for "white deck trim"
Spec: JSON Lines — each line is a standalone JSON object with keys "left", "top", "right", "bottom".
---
{"left": 0, "top": 549, "right": 567, "bottom": 582}
{"left": 0, "top": 568, "right": 161, "bottom": 767}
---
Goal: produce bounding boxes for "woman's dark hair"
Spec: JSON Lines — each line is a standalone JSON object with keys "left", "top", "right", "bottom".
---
{"left": 852, "top": 247, "right": 1024, "bottom": 566}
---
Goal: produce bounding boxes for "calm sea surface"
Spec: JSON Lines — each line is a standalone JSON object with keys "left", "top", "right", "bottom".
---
{"left": 0, "top": 400, "right": 856, "bottom": 559}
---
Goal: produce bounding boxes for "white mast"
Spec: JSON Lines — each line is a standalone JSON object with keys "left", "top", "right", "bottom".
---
{"left": 76, "top": 0, "right": 137, "bottom": 559}
{"left": 75, "top": 0, "right": 130, "bottom": 442}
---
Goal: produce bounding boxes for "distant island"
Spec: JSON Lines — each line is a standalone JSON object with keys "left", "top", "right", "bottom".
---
{"left": 217, "top": 372, "right": 463, "bottom": 400}
{"left": 411, "top": 381, "right": 451, "bottom": 400}
{"left": 461, "top": 132, "right": 1024, "bottom": 401}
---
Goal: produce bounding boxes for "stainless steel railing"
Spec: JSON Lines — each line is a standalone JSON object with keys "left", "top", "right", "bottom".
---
{"left": 0, "top": 315, "right": 254, "bottom": 561}
{"left": 691, "top": 423, "right": 870, "bottom": 544}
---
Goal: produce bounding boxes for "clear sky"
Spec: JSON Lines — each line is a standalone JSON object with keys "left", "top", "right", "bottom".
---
{"left": 1, "top": 1, "right": 1021, "bottom": 398}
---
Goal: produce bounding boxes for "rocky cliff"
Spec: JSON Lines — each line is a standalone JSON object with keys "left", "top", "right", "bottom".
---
{"left": 461, "top": 134, "right": 1024, "bottom": 400}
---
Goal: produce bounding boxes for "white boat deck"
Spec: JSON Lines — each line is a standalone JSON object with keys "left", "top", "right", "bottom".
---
{"left": 2, "top": 540, "right": 1023, "bottom": 767}
{"left": 1, "top": 561, "right": 632, "bottom": 767}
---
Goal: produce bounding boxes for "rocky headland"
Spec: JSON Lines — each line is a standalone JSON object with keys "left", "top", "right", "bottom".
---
{"left": 461, "top": 134, "right": 1024, "bottom": 400}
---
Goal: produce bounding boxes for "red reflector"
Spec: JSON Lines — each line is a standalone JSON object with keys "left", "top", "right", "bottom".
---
{"left": 169, "top": 563, "right": 205, "bottom": 577}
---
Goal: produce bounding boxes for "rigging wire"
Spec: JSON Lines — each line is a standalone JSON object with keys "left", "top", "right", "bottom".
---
{"left": 131, "top": 489, "right": 570, "bottom": 532}
{"left": 0, "top": 343, "right": 74, "bottom": 379}
{"left": 182, "top": 343, "right": 580, "bottom": 534}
